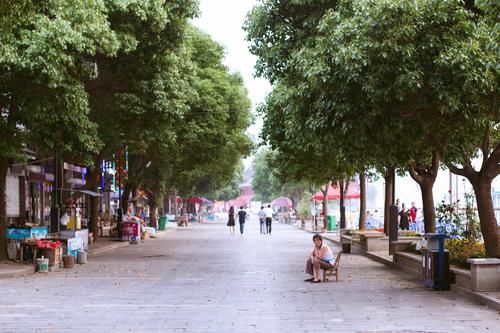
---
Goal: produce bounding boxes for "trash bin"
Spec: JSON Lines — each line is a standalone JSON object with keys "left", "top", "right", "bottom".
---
{"left": 422, "top": 233, "right": 450, "bottom": 290}
{"left": 327, "top": 215, "right": 337, "bottom": 231}
{"left": 159, "top": 216, "right": 168, "bottom": 231}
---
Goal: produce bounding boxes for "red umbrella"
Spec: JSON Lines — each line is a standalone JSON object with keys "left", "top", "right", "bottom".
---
{"left": 188, "top": 196, "right": 203, "bottom": 204}
{"left": 312, "top": 186, "right": 360, "bottom": 200}
{"left": 188, "top": 196, "right": 213, "bottom": 205}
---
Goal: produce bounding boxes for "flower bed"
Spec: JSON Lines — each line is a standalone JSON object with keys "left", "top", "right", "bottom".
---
{"left": 446, "top": 239, "right": 486, "bottom": 269}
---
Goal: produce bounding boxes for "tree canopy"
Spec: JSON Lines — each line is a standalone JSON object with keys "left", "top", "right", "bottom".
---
{"left": 246, "top": 0, "right": 499, "bottom": 256}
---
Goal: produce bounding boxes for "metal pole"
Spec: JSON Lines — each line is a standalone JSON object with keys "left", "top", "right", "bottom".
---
{"left": 449, "top": 170, "right": 453, "bottom": 204}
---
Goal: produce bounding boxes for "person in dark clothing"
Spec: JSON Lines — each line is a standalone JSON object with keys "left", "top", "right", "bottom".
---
{"left": 399, "top": 203, "right": 410, "bottom": 230}
{"left": 264, "top": 205, "right": 273, "bottom": 235}
{"left": 237, "top": 206, "right": 247, "bottom": 235}
{"left": 227, "top": 206, "right": 235, "bottom": 235}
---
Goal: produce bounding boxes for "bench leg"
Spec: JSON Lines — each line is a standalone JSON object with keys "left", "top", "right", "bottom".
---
{"left": 323, "top": 269, "right": 330, "bottom": 282}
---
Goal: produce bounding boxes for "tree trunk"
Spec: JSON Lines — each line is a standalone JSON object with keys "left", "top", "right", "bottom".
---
{"left": 470, "top": 179, "right": 500, "bottom": 258}
{"left": 384, "top": 170, "right": 393, "bottom": 235}
{"left": 358, "top": 172, "right": 366, "bottom": 230}
{"left": 0, "top": 157, "right": 9, "bottom": 260}
{"left": 339, "top": 180, "right": 348, "bottom": 229}
{"left": 173, "top": 188, "right": 178, "bottom": 216}
{"left": 121, "top": 183, "right": 131, "bottom": 213}
{"left": 149, "top": 197, "right": 158, "bottom": 229}
{"left": 420, "top": 182, "right": 436, "bottom": 233}
{"left": 448, "top": 129, "right": 500, "bottom": 258}
{"left": 409, "top": 151, "right": 440, "bottom": 233}
{"left": 147, "top": 183, "right": 160, "bottom": 230}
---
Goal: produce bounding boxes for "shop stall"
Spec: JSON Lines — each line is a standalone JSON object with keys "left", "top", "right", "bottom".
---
{"left": 6, "top": 226, "right": 49, "bottom": 260}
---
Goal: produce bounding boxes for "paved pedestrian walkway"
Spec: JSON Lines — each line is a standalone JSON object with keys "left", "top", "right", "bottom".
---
{"left": 0, "top": 216, "right": 498, "bottom": 332}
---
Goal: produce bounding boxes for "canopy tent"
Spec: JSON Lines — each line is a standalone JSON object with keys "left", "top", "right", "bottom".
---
{"left": 271, "top": 196, "right": 292, "bottom": 208}
{"left": 311, "top": 186, "right": 360, "bottom": 201}
{"left": 188, "top": 196, "right": 212, "bottom": 205}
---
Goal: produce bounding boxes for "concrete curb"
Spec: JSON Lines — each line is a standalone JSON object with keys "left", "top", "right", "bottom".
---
{"left": 0, "top": 264, "right": 36, "bottom": 279}
{"left": 451, "top": 284, "right": 500, "bottom": 311}
{"left": 88, "top": 228, "right": 176, "bottom": 256}
{"left": 1, "top": 229, "right": 177, "bottom": 278}
{"left": 88, "top": 240, "right": 131, "bottom": 256}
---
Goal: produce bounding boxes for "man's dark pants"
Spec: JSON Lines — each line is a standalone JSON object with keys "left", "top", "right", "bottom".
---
{"left": 265, "top": 217, "right": 272, "bottom": 234}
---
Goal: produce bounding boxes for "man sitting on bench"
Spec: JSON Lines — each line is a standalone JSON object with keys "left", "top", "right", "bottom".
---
{"left": 304, "top": 234, "right": 335, "bottom": 283}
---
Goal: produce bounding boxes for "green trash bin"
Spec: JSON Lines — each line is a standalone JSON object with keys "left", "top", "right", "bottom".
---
{"left": 159, "top": 216, "right": 167, "bottom": 231}
{"left": 327, "top": 215, "right": 337, "bottom": 231}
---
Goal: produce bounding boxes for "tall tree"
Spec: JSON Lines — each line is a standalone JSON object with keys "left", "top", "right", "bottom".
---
{"left": 0, "top": 0, "right": 119, "bottom": 258}
{"left": 166, "top": 28, "right": 253, "bottom": 198}
{"left": 83, "top": 0, "right": 198, "bottom": 234}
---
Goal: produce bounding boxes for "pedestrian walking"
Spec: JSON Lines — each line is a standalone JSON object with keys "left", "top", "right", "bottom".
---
{"left": 237, "top": 206, "right": 247, "bottom": 235}
{"left": 227, "top": 206, "right": 235, "bottom": 235}
{"left": 264, "top": 204, "right": 273, "bottom": 235}
{"left": 258, "top": 206, "right": 266, "bottom": 234}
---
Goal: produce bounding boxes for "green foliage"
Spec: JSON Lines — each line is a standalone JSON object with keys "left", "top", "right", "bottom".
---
{"left": 446, "top": 239, "right": 486, "bottom": 269}
{"left": 166, "top": 27, "right": 253, "bottom": 197}
{"left": 399, "top": 231, "right": 421, "bottom": 237}
{"left": 244, "top": 0, "right": 338, "bottom": 83}
{"left": 252, "top": 149, "right": 274, "bottom": 202}
{"left": 210, "top": 162, "right": 244, "bottom": 201}
{"left": 296, "top": 192, "right": 312, "bottom": 220}
{"left": 405, "top": 243, "right": 421, "bottom": 254}
{"left": 0, "top": 0, "right": 120, "bottom": 162}
{"left": 247, "top": 0, "right": 499, "bottom": 253}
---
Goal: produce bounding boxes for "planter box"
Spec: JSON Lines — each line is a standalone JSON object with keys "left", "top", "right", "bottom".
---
{"left": 340, "top": 229, "right": 352, "bottom": 236}
{"left": 340, "top": 235, "right": 352, "bottom": 253}
{"left": 393, "top": 252, "right": 422, "bottom": 276}
{"left": 467, "top": 258, "right": 500, "bottom": 292}
{"left": 390, "top": 238, "right": 422, "bottom": 254}
{"left": 352, "top": 231, "right": 388, "bottom": 252}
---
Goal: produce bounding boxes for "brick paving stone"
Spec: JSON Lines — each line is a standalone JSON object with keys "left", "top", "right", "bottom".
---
{"left": 0, "top": 216, "right": 498, "bottom": 333}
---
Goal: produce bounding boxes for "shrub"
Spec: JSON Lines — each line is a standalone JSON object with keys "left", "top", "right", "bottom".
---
{"left": 366, "top": 228, "right": 384, "bottom": 233}
{"left": 445, "top": 239, "right": 486, "bottom": 269}
{"left": 406, "top": 242, "right": 421, "bottom": 254}
{"left": 296, "top": 193, "right": 312, "bottom": 220}
{"left": 399, "top": 231, "right": 421, "bottom": 237}
{"left": 435, "top": 193, "right": 481, "bottom": 242}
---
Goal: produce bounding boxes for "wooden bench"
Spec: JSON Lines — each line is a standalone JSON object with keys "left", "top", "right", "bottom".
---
{"left": 322, "top": 251, "right": 342, "bottom": 282}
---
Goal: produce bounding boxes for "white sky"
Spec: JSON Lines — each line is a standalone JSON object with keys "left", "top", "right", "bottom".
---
{"left": 192, "top": 0, "right": 271, "bottom": 145}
